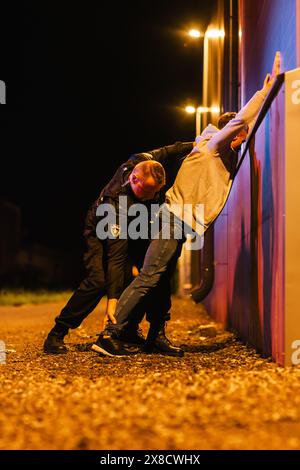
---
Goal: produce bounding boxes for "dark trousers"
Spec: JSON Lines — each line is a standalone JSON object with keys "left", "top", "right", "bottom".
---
{"left": 106, "top": 210, "right": 184, "bottom": 337}
{"left": 53, "top": 237, "right": 106, "bottom": 334}
{"left": 52, "top": 237, "right": 172, "bottom": 336}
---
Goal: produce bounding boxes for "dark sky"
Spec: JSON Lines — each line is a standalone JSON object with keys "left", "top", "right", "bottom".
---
{"left": 1, "top": 1, "right": 216, "bottom": 257}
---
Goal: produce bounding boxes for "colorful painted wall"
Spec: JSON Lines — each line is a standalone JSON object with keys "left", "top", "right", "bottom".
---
{"left": 203, "top": 0, "right": 300, "bottom": 365}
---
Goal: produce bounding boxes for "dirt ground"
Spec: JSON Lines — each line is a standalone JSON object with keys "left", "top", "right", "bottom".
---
{"left": 0, "top": 296, "right": 300, "bottom": 450}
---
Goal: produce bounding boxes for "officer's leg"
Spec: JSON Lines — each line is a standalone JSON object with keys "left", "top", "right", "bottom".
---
{"left": 44, "top": 237, "right": 106, "bottom": 353}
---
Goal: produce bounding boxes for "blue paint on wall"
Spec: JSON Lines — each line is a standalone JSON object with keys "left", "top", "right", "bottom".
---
{"left": 244, "top": 0, "right": 296, "bottom": 100}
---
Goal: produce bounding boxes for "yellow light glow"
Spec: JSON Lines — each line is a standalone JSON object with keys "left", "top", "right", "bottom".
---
{"left": 210, "top": 106, "right": 220, "bottom": 113}
{"left": 197, "top": 107, "right": 209, "bottom": 113}
{"left": 185, "top": 106, "right": 196, "bottom": 114}
{"left": 205, "top": 29, "right": 225, "bottom": 39}
{"left": 188, "top": 29, "right": 201, "bottom": 38}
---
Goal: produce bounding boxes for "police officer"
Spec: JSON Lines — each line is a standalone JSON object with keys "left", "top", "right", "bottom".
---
{"left": 43, "top": 142, "right": 193, "bottom": 356}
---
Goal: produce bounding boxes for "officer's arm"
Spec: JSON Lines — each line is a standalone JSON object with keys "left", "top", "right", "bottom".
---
{"left": 147, "top": 142, "right": 194, "bottom": 165}
{"left": 103, "top": 298, "right": 118, "bottom": 327}
{"left": 103, "top": 258, "right": 138, "bottom": 327}
{"left": 129, "top": 142, "right": 193, "bottom": 166}
{"left": 105, "top": 236, "right": 129, "bottom": 301}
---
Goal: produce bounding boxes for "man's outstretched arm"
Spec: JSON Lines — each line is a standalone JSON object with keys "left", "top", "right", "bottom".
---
{"left": 207, "top": 74, "right": 275, "bottom": 153}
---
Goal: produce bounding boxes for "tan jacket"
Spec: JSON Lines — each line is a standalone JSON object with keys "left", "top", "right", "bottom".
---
{"left": 165, "top": 88, "right": 269, "bottom": 235}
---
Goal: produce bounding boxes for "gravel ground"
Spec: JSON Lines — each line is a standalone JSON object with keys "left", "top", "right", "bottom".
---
{"left": 0, "top": 297, "right": 300, "bottom": 450}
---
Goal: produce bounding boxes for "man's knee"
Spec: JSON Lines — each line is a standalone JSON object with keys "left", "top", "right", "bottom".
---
{"left": 137, "top": 268, "right": 163, "bottom": 290}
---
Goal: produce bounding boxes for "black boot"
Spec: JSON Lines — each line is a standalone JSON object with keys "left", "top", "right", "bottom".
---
{"left": 43, "top": 332, "right": 68, "bottom": 354}
{"left": 144, "top": 323, "right": 184, "bottom": 357}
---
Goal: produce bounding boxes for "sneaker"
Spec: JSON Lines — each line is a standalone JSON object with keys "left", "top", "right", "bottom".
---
{"left": 43, "top": 334, "right": 67, "bottom": 354}
{"left": 91, "top": 335, "right": 140, "bottom": 357}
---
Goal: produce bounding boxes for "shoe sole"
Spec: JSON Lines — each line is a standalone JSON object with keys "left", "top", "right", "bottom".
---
{"left": 43, "top": 348, "right": 67, "bottom": 355}
{"left": 152, "top": 348, "right": 184, "bottom": 357}
{"left": 91, "top": 343, "right": 123, "bottom": 357}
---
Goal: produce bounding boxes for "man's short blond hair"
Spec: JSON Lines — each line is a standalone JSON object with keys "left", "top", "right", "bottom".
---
{"left": 133, "top": 160, "right": 166, "bottom": 187}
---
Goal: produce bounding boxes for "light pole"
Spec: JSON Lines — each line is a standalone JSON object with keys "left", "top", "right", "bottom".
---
{"left": 188, "top": 28, "right": 224, "bottom": 129}
{"left": 202, "top": 28, "right": 225, "bottom": 128}
{"left": 196, "top": 108, "right": 202, "bottom": 136}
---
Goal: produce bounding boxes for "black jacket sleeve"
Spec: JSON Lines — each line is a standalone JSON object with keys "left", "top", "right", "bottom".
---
{"left": 102, "top": 196, "right": 130, "bottom": 299}
{"left": 105, "top": 236, "right": 129, "bottom": 299}
{"left": 147, "top": 141, "right": 194, "bottom": 165}
{"left": 129, "top": 142, "right": 193, "bottom": 167}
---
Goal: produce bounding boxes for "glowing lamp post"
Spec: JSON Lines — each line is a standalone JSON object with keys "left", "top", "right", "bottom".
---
{"left": 188, "top": 29, "right": 201, "bottom": 38}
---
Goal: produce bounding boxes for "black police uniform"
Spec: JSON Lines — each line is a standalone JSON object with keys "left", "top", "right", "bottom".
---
{"left": 50, "top": 142, "right": 193, "bottom": 336}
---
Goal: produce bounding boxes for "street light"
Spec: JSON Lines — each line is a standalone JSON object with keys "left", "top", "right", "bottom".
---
{"left": 188, "top": 29, "right": 202, "bottom": 38}
{"left": 185, "top": 105, "right": 196, "bottom": 114}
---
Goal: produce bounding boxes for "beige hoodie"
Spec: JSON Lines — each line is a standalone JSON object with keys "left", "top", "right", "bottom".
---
{"left": 165, "top": 88, "right": 269, "bottom": 235}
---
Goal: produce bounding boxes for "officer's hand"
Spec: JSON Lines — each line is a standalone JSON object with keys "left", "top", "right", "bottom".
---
{"left": 102, "top": 313, "right": 109, "bottom": 329}
{"left": 107, "top": 311, "right": 117, "bottom": 324}
{"left": 105, "top": 298, "right": 118, "bottom": 326}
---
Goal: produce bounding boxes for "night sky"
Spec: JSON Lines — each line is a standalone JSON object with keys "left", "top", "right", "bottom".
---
{"left": 1, "top": 1, "right": 216, "bottom": 273}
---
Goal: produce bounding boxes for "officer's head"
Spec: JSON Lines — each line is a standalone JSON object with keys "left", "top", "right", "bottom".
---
{"left": 129, "top": 161, "right": 166, "bottom": 201}
{"left": 218, "top": 112, "right": 248, "bottom": 151}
